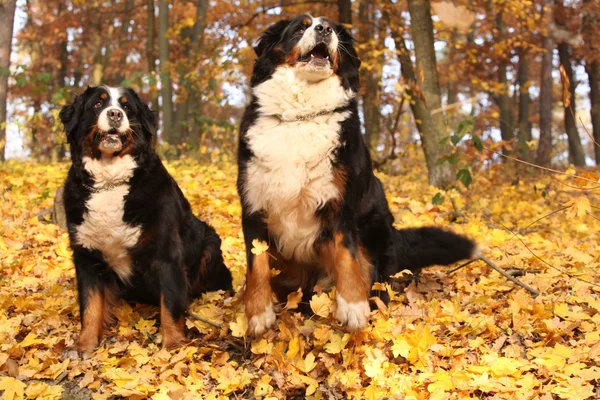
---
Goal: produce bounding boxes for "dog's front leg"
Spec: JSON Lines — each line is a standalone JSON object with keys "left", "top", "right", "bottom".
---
{"left": 73, "top": 250, "right": 112, "bottom": 353}
{"left": 155, "top": 257, "right": 189, "bottom": 349}
{"left": 241, "top": 211, "right": 275, "bottom": 336}
{"left": 321, "top": 231, "right": 372, "bottom": 331}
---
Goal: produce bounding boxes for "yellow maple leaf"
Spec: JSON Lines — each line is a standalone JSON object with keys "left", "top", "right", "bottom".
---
{"left": 565, "top": 196, "right": 591, "bottom": 219}
{"left": 251, "top": 339, "right": 273, "bottom": 355}
{"left": 229, "top": 313, "right": 247, "bottom": 338}
{"left": 490, "top": 357, "right": 520, "bottom": 377}
{"left": 303, "top": 352, "right": 317, "bottom": 373}
{"left": 309, "top": 292, "right": 331, "bottom": 318}
{"left": 575, "top": 171, "right": 599, "bottom": 187}
{"left": 0, "top": 377, "right": 25, "bottom": 400}
{"left": 25, "top": 382, "right": 64, "bottom": 399}
{"left": 253, "top": 374, "right": 273, "bottom": 397}
{"left": 18, "top": 332, "right": 44, "bottom": 348}
{"left": 391, "top": 338, "right": 412, "bottom": 358}
{"left": 287, "top": 335, "right": 300, "bottom": 360}
{"left": 135, "top": 318, "right": 157, "bottom": 335}
{"left": 250, "top": 239, "right": 269, "bottom": 256}
{"left": 284, "top": 288, "right": 302, "bottom": 311}
{"left": 324, "top": 332, "right": 349, "bottom": 354}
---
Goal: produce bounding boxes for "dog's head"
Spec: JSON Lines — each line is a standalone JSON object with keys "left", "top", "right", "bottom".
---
{"left": 252, "top": 14, "right": 361, "bottom": 91}
{"left": 59, "top": 86, "right": 157, "bottom": 159}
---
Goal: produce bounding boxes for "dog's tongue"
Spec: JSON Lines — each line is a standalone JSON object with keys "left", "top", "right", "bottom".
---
{"left": 99, "top": 134, "right": 123, "bottom": 152}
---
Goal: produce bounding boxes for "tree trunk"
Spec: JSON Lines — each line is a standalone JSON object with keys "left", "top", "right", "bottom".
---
{"left": 446, "top": 30, "right": 458, "bottom": 107}
{"left": 517, "top": 50, "right": 532, "bottom": 159}
{"left": 358, "top": 0, "right": 382, "bottom": 151}
{"left": 147, "top": 0, "right": 160, "bottom": 148}
{"left": 92, "top": 22, "right": 106, "bottom": 86}
{"left": 176, "top": 0, "right": 208, "bottom": 145}
{"left": 586, "top": 60, "right": 600, "bottom": 164}
{"left": 407, "top": 0, "right": 455, "bottom": 188}
{"left": 113, "top": 0, "right": 135, "bottom": 84}
{"left": 496, "top": 10, "right": 515, "bottom": 154}
{"left": 158, "top": 0, "right": 175, "bottom": 148}
{"left": 557, "top": 42, "right": 586, "bottom": 166}
{"left": 337, "top": 0, "right": 352, "bottom": 24}
{"left": 0, "top": 0, "right": 17, "bottom": 162}
{"left": 536, "top": 4, "right": 554, "bottom": 166}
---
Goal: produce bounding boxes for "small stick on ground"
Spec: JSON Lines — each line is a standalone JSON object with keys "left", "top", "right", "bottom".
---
{"left": 506, "top": 268, "right": 542, "bottom": 277}
{"left": 448, "top": 253, "right": 540, "bottom": 297}
{"left": 187, "top": 312, "right": 222, "bottom": 329}
{"left": 448, "top": 258, "right": 479, "bottom": 274}
{"left": 450, "top": 197, "right": 466, "bottom": 219}
{"left": 476, "top": 252, "right": 540, "bottom": 297}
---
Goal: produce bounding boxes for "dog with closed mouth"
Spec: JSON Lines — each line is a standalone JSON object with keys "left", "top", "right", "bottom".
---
{"left": 237, "top": 15, "right": 476, "bottom": 335}
{"left": 60, "top": 86, "right": 233, "bottom": 351}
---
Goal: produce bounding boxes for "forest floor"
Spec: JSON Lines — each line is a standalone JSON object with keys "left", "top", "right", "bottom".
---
{"left": 1, "top": 153, "right": 599, "bottom": 399}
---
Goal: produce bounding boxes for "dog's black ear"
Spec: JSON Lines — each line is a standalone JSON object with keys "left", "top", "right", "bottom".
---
{"left": 126, "top": 88, "right": 157, "bottom": 142}
{"left": 253, "top": 20, "right": 291, "bottom": 57}
{"left": 334, "top": 24, "right": 361, "bottom": 92}
{"left": 59, "top": 86, "right": 94, "bottom": 143}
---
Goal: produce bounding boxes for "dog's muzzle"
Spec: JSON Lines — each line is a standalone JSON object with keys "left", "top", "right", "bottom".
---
{"left": 314, "top": 23, "right": 333, "bottom": 44}
{"left": 107, "top": 109, "right": 124, "bottom": 129}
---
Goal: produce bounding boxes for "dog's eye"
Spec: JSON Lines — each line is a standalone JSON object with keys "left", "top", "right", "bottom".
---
{"left": 122, "top": 104, "right": 130, "bottom": 111}
{"left": 295, "top": 28, "right": 305, "bottom": 36}
{"left": 94, "top": 101, "right": 103, "bottom": 108}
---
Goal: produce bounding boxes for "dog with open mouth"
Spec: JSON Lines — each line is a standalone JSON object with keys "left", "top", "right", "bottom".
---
{"left": 59, "top": 86, "right": 233, "bottom": 352}
{"left": 237, "top": 15, "right": 476, "bottom": 335}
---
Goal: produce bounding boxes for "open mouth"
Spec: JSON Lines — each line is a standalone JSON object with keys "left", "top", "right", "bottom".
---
{"left": 96, "top": 130, "right": 127, "bottom": 153}
{"left": 299, "top": 43, "right": 331, "bottom": 66}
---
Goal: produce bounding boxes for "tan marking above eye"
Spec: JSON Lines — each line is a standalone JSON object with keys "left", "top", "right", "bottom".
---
{"left": 302, "top": 18, "right": 311, "bottom": 26}
{"left": 100, "top": 93, "right": 108, "bottom": 100}
{"left": 120, "top": 97, "right": 127, "bottom": 103}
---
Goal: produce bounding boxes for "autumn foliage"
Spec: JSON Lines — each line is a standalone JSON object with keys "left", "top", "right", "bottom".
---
{"left": 1, "top": 152, "right": 599, "bottom": 399}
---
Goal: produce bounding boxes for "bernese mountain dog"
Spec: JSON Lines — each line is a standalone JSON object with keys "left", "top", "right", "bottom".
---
{"left": 237, "top": 15, "right": 476, "bottom": 335}
{"left": 59, "top": 86, "right": 233, "bottom": 351}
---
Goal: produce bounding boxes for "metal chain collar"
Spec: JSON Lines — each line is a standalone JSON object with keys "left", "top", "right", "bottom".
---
{"left": 82, "top": 181, "right": 128, "bottom": 193}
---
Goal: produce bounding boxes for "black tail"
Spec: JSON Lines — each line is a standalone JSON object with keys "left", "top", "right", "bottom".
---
{"left": 393, "top": 227, "right": 476, "bottom": 273}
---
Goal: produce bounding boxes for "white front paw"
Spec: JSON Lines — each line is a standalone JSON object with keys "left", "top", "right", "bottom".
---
{"left": 335, "top": 294, "right": 370, "bottom": 331}
{"left": 247, "top": 302, "right": 276, "bottom": 336}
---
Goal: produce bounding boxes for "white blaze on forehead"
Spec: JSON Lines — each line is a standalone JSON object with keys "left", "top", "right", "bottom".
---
{"left": 97, "top": 85, "right": 130, "bottom": 133}
{"left": 103, "top": 86, "right": 123, "bottom": 107}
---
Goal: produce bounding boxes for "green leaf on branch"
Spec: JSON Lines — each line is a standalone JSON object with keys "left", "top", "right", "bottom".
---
{"left": 457, "top": 168, "right": 472, "bottom": 188}
{"left": 432, "top": 192, "right": 445, "bottom": 205}
{"left": 472, "top": 134, "right": 483, "bottom": 152}
{"left": 436, "top": 153, "right": 458, "bottom": 166}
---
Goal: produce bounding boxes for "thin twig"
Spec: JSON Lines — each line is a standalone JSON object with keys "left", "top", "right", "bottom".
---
{"left": 506, "top": 268, "right": 542, "bottom": 277}
{"left": 481, "top": 213, "right": 600, "bottom": 288}
{"left": 448, "top": 258, "right": 478, "bottom": 274}
{"left": 187, "top": 312, "right": 222, "bottom": 329}
{"left": 551, "top": 175, "right": 600, "bottom": 191}
{"left": 476, "top": 252, "right": 540, "bottom": 297}
{"left": 450, "top": 197, "right": 466, "bottom": 219}
{"left": 374, "top": 96, "right": 405, "bottom": 169}
{"left": 483, "top": 147, "right": 599, "bottom": 185}
{"left": 578, "top": 115, "right": 600, "bottom": 149}
{"left": 586, "top": 211, "right": 600, "bottom": 222}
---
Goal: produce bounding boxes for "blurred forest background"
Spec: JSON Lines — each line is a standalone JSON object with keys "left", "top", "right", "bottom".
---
{"left": 0, "top": 0, "right": 599, "bottom": 186}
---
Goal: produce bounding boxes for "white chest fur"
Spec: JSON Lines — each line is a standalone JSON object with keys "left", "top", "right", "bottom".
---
{"left": 75, "top": 155, "right": 141, "bottom": 282}
{"left": 243, "top": 67, "right": 354, "bottom": 262}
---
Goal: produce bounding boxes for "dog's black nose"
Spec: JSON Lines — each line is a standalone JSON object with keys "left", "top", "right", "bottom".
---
{"left": 107, "top": 109, "right": 123, "bottom": 123}
{"left": 314, "top": 24, "right": 332, "bottom": 36}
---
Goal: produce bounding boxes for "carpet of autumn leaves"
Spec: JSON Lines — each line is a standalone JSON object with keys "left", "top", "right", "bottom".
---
{"left": 1, "top": 151, "right": 600, "bottom": 400}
